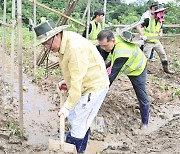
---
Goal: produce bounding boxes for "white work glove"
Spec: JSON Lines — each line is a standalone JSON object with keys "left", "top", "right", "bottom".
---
{"left": 58, "top": 80, "right": 67, "bottom": 91}
{"left": 57, "top": 106, "right": 69, "bottom": 118}
{"left": 159, "top": 31, "right": 163, "bottom": 37}
{"left": 141, "top": 35, "right": 147, "bottom": 41}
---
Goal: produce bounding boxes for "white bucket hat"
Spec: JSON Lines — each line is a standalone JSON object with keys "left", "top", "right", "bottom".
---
{"left": 34, "top": 20, "right": 70, "bottom": 46}
{"left": 154, "top": 4, "right": 166, "bottom": 13}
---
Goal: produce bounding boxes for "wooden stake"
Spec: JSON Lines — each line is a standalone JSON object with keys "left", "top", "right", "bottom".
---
{"left": 1, "top": 0, "right": 7, "bottom": 81}
{"left": 86, "top": 0, "right": 91, "bottom": 39}
{"left": 10, "top": 0, "right": 16, "bottom": 98}
{"left": 33, "top": 0, "right": 37, "bottom": 75}
{"left": 102, "top": 0, "right": 107, "bottom": 29}
{"left": 17, "top": 0, "right": 24, "bottom": 133}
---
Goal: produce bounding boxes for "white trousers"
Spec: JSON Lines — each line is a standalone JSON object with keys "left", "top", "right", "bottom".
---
{"left": 143, "top": 41, "right": 167, "bottom": 61}
{"left": 68, "top": 86, "right": 109, "bottom": 138}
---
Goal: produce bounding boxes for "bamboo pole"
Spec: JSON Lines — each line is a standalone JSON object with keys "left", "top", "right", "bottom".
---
{"left": 60, "top": 0, "right": 79, "bottom": 25}
{"left": 77, "top": 4, "right": 88, "bottom": 33}
{"left": 102, "top": 0, "right": 107, "bottom": 29}
{"left": 33, "top": 0, "right": 37, "bottom": 75}
{"left": 86, "top": 0, "right": 91, "bottom": 39}
{"left": 163, "top": 24, "right": 180, "bottom": 28}
{"left": 82, "top": 5, "right": 88, "bottom": 22}
{"left": 28, "top": 0, "right": 85, "bottom": 27}
{"left": 17, "top": 0, "right": 24, "bottom": 133}
{"left": 107, "top": 22, "right": 180, "bottom": 28}
{"left": 1, "top": 0, "right": 7, "bottom": 81}
{"left": 56, "top": 0, "right": 71, "bottom": 25}
{"left": 0, "top": 20, "right": 12, "bottom": 27}
{"left": 10, "top": 0, "right": 16, "bottom": 98}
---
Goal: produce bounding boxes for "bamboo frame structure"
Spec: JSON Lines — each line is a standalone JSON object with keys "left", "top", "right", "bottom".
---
{"left": 28, "top": 0, "right": 85, "bottom": 27}
{"left": 56, "top": 0, "right": 79, "bottom": 26}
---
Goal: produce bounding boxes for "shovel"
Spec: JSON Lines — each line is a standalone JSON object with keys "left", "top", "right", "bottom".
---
{"left": 48, "top": 84, "right": 76, "bottom": 153}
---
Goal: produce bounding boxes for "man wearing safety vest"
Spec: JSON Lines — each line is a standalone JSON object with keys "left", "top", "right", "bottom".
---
{"left": 140, "top": 1, "right": 159, "bottom": 62}
{"left": 137, "top": 4, "right": 173, "bottom": 74}
{"left": 82, "top": 10, "right": 104, "bottom": 45}
{"left": 97, "top": 30, "right": 150, "bottom": 130}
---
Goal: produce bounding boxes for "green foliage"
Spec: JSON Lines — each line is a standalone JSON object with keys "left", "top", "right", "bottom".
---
{"left": 35, "top": 68, "right": 47, "bottom": 79}
{"left": 173, "top": 59, "right": 180, "bottom": 68}
{"left": 8, "top": 123, "right": 22, "bottom": 136}
{"left": 152, "top": 76, "right": 160, "bottom": 85}
{"left": 33, "top": 68, "right": 61, "bottom": 80}
{"left": 159, "top": 84, "right": 166, "bottom": 90}
{"left": 0, "top": 27, "right": 34, "bottom": 50}
{"left": 173, "top": 89, "right": 180, "bottom": 99}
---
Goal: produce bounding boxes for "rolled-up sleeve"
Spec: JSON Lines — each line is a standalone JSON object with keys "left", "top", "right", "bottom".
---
{"left": 63, "top": 48, "right": 88, "bottom": 110}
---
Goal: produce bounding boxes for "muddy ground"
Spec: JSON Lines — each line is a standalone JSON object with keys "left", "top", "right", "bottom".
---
{"left": 0, "top": 37, "right": 180, "bottom": 154}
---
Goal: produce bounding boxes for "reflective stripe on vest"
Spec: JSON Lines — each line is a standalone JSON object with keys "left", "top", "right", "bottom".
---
{"left": 144, "top": 17, "right": 161, "bottom": 43}
{"left": 88, "top": 21, "right": 102, "bottom": 41}
{"left": 111, "top": 36, "right": 147, "bottom": 76}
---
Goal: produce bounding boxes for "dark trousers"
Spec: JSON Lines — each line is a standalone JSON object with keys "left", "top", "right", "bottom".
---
{"left": 128, "top": 68, "right": 149, "bottom": 125}
{"left": 149, "top": 49, "right": 154, "bottom": 60}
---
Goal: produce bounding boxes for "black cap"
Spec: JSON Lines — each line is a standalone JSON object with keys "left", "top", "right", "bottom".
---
{"left": 34, "top": 20, "right": 55, "bottom": 37}
{"left": 150, "top": 1, "right": 159, "bottom": 8}
{"left": 94, "top": 10, "right": 104, "bottom": 17}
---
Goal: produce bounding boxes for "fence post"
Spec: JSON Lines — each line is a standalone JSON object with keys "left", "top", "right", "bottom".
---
{"left": 1, "top": 0, "right": 7, "bottom": 81}
{"left": 33, "top": 0, "right": 37, "bottom": 75}
{"left": 10, "top": 0, "right": 16, "bottom": 98}
{"left": 17, "top": 0, "right": 24, "bottom": 133}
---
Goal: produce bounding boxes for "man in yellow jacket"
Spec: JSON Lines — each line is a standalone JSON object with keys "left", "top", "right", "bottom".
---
{"left": 34, "top": 20, "right": 109, "bottom": 153}
{"left": 97, "top": 30, "right": 150, "bottom": 130}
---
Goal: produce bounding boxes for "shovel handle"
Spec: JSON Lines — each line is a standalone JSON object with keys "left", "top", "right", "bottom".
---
{"left": 60, "top": 113, "right": 65, "bottom": 145}
{"left": 57, "top": 84, "right": 66, "bottom": 146}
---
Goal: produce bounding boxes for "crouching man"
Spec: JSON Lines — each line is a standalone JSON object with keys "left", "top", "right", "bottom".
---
{"left": 97, "top": 30, "right": 150, "bottom": 130}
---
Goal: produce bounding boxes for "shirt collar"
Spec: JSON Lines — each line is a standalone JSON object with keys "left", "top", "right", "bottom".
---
{"left": 59, "top": 31, "right": 67, "bottom": 54}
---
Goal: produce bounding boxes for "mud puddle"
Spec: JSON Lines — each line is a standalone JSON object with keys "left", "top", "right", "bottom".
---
{"left": 1, "top": 52, "right": 58, "bottom": 146}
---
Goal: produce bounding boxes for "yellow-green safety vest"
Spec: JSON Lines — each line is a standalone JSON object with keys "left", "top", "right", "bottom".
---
{"left": 110, "top": 36, "right": 147, "bottom": 76}
{"left": 88, "top": 20, "right": 102, "bottom": 45}
{"left": 144, "top": 17, "right": 161, "bottom": 43}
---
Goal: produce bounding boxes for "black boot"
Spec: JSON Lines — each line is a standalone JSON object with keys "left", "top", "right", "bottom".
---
{"left": 161, "top": 60, "right": 174, "bottom": 74}
{"left": 163, "top": 66, "right": 174, "bottom": 74}
{"left": 66, "top": 128, "right": 90, "bottom": 153}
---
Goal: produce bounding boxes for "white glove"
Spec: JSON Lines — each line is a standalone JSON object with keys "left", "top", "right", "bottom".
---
{"left": 58, "top": 80, "right": 67, "bottom": 91}
{"left": 141, "top": 35, "right": 147, "bottom": 41}
{"left": 159, "top": 31, "right": 163, "bottom": 37}
{"left": 57, "top": 106, "right": 69, "bottom": 118}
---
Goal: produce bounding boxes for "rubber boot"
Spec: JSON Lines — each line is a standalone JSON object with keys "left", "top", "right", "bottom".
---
{"left": 66, "top": 128, "right": 90, "bottom": 153}
{"left": 163, "top": 67, "right": 174, "bottom": 74}
{"left": 161, "top": 60, "right": 174, "bottom": 74}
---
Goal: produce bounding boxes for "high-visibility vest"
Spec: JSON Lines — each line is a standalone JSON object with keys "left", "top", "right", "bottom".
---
{"left": 110, "top": 36, "right": 147, "bottom": 76}
{"left": 88, "top": 20, "right": 102, "bottom": 44}
{"left": 144, "top": 17, "right": 161, "bottom": 43}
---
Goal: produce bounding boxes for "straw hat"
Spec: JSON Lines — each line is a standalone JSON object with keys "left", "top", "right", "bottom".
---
{"left": 34, "top": 20, "right": 70, "bottom": 46}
